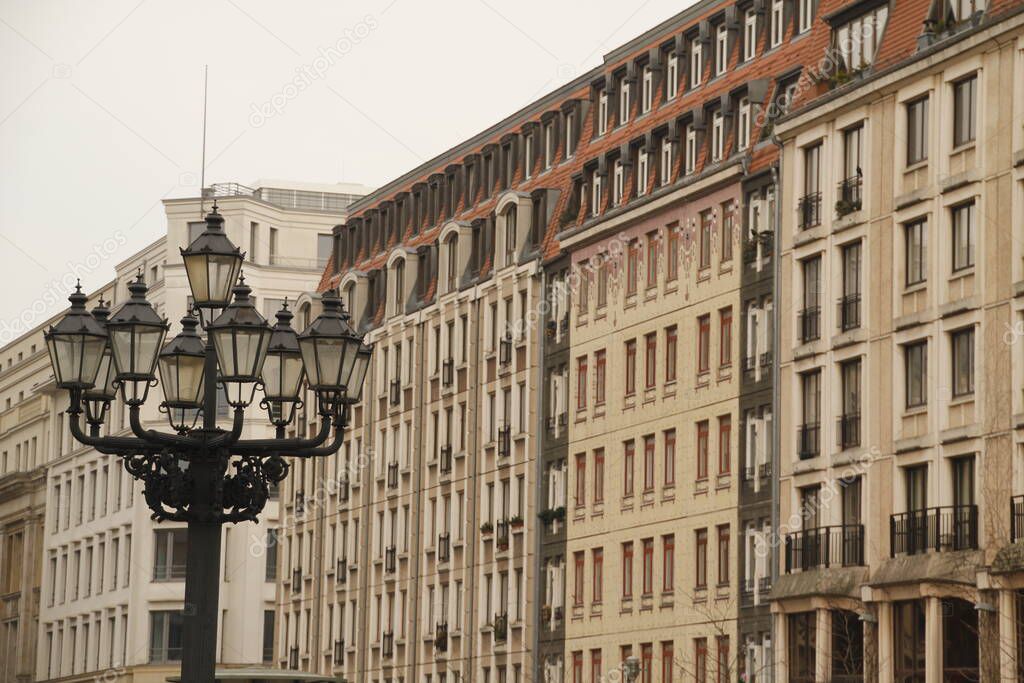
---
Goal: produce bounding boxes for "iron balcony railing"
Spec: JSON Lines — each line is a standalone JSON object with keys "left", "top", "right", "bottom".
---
{"left": 785, "top": 525, "right": 865, "bottom": 572}
{"left": 758, "top": 576, "right": 771, "bottom": 594}
{"left": 498, "top": 426, "right": 512, "bottom": 459}
{"left": 838, "top": 293, "right": 861, "bottom": 331}
{"left": 384, "top": 545, "right": 397, "bottom": 573}
{"left": 294, "top": 490, "right": 305, "bottom": 513}
{"left": 742, "top": 355, "right": 757, "bottom": 377}
{"left": 339, "top": 478, "right": 349, "bottom": 503}
{"left": 499, "top": 337, "right": 513, "bottom": 366}
{"left": 760, "top": 350, "right": 773, "bottom": 369}
{"left": 288, "top": 645, "right": 299, "bottom": 669}
{"left": 798, "top": 423, "right": 820, "bottom": 459}
{"left": 558, "top": 412, "right": 568, "bottom": 426}
{"left": 559, "top": 316, "right": 569, "bottom": 334}
{"left": 1012, "top": 495, "right": 1024, "bottom": 542}
{"left": 742, "top": 466, "right": 754, "bottom": 482}
{"left": 333, "top": 639, "right": 345, "bottom": 663}
{"left": 382, "top": 630, "right": 394, "bottom": 657}
{"left": 435, "top": 621, "right": 449, "bottom": 653}
{"left": 758, "top": 462, "right": 772, "bottom": 480}
{"left": 387, "top": 462, "right": 399, "bottom": 489}
{"left": 442, "top": 357, "right": 455, "bottom": 386}
{"left": 292, "top": 567, "right": 302, "bottom": 591}
{"left": 799, "top": 306, "right": 821, "bottom": 343}
{"left": 890, "top": 505, "right": 978, "bottom": 556}
{"left": 496, "top": 519, "right": 510, "bottom": 549}
{"left": 438, "top": 532, "right": 451, "bottom": 563}
{"left": 798, "top": 192, "right": 822, "bottom": 229}
{"left": 389, "top": 380, "right": 401, "bottom": 406}
{"left": 336, "top": 558, "right": 347, "bottom": 582}
{"left": 493, "top": 612, "right": 508, "bottom": 642}
{"left": 837, "top": 412, "right": 861, "bottom": 449}
{"left": 837, "top": 175, "right": 863, "bottom": 213}
{"left": 439, "top": 445, "right": 453, "bottom": 474}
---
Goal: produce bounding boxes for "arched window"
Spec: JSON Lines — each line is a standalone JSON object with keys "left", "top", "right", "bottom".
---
{"left": 343, "top": 284, "right": 355, "bottom": 318}
{"left": 394, "top": 260, "right": 406, "bottom": 312}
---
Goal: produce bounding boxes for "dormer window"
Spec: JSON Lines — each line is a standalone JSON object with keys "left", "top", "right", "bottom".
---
{"left": 949, "top": 0, "right": 986, "bottom": 21}
{"left": 660, "top": 138, "right": 674, "bottom": 186}
{"left": 612, "top": 160, "right": 625, "bottom": 207}
{"left": 712, "top": 111, "right": 725, "bottom": 162}
{"left": 619, "top": 77, "right": 631, "bottom": 124}
{"left": 641, "top": 66, "right": 653, "bottom": 114}
{"left": 543, "top": 122, "right": 555, "bottom": 169}
{"left": 524, "top": 134, "right": 534, "bottom": 180}
{"left": 685, "top": 125, "right": 698, "bottom": 174}
{"left": 504, "top": 205, "right": 518, "bottom": 266}
{"left": 394, "top": 260, "right": 406, "bottom": 313}
{"left": 690, "top": 40, "right": 704, "bottom": 87}
{"left": 666, "top": 53, "right": 679, "bottom": 99}
{"left": 834, "top": 4, "right": 888, "bottom": 70}
{"left": 446, "top": 234, "right": 460, "bottom": 292}
{"left": 565, "top": 110, "right": 577, "bottom": 157}
{"left": 737, "top": 98, "right": 752, "bottom": 151}
{"left": 715, "top": 25, "right": 728, "bottom": 76}
{"left": 590, "top": 170, "right": 603, "bottom": 216}
{"left": 744, "top": 11, "right": 758, "bottom": 61}
{"left": 637, "top": 148, "right": 650, "bottom": 197}
{"left": 799, "top": 0, "right": 814, "bottom": 32}
{"left": 598, "top": 89, "right": 609, "bottom": 135}
{"left": 770, "top": 0, "right": 784, "bottom": 47}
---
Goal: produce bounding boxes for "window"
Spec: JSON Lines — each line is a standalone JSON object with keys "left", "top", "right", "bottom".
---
{"left": 711, "top": 111, "right": 725, "bottom": 162}
{"left": 593, "top": 549, "right": 603, "bottom": 602}
{"left": 576, "top": 357, "right": 588, "bottom": 411}
{"left": 662, "top": 642, "right": 674, "bottom": 683}
{"left": 799, "top": 0, "right": 814, "bottom": 32}
{"left": 597, "top": 257, "right": 609, "bottom": 307}
{"left": 744, "top": 11, "right": 757, "bottom": 60}
{"left": 696, "top": 420, "right": 709, "bottom": 480}
{"left": 905, "top": 219, "right": 927, "bottom": 285}
{"left": 695, "top": 529, "right": 708, "bottom": 588}
{"left": 695, "top": 639, "right": 708, "bottom": 683}
{"left": 698, "top": 314, "right": 711, "bottom": 375}
{"left": 625, "top": 340, "right": 637, "bottom": 395}
{"left": 642, "top": 539, "right": 654, "bottom": 594}
{"left": 905, "top": 341, "right": 927, "bottom": 408}
{"left": 665, "top": 326, "right": 678, "bottom": 383}
{"left": 619, "top": 77, "right": 631, "bottom": 124}
{"left": 643, "top": 435, "right": 655, "bottom": 491}
{"left": 566, "top": 110, "right": 577, "bottom": 157}
{"left": 524, "top": 133, "right": 534, "bottom": 180}
{"left": 660, "top": 138, "right": 674, "bottom": 186}
{"left": 719, "top": 308, "right": 732, "bottom": 368}
{"left": 664, "top": 430, "right": 676, "bottom": 487}
{"left": 544, "top": 122, "right": 555, "bottom": 169}
{"left": 646, "top": 232, "right": 659, "bottom": 288}
{"left": 575, "top": 454, "right": 586, "bottom": 506}
{"left": 800, "top": 369, "right": 821, "bottom": 457}
{"left": 573, "top": 552, "right": 585, "bottom": 604}
{"left": 690, "top": 39, "right": 703, "bottom": 87}
{"left": 637, "top": 148, "right": 649, "bottom": 197}
{"left": 595, "top": 350, "right": 607, "bottom": 405}
{"left": 622, "top": 542, "right": 634, "bottom": 597}
{"left": 952, "top": 327, "right": 975, "bottom": 397}
{"left": 594, "top": 449, "right": 605, "bottom": 503}
{"left": 893, "top": 601, "right": 926, "bottom": 682}
{"left": 613, "top": 160, "right": 625, "bottom": 206}
{"left": 835, "top": 5, "right": 888, "bottom": 70}
{"left": 906, "top": 96, "right": 929, "bottom": 165}
{"left": 149, "top": 610, "right": 184, "bottom": 662}
{"left": 590, "top": 170, "right": 603, "bottom": 216}
{"left": 700, "top": 211, "right": 712, "bottom": 269}
{"left": 737, "top": 98, "right": 751, "bottom": 151}
{"left": 153, "top": 529, "right": 187, "bottom": 581}
{"left": 952, "top": 201, "right": 975, "bottom": 271}
{"left": 623, "top": 441, "right": 635, "bottom": 496}
{"left": 659, "top": 535, "right": 675, "bottom": 592}
{"left": 627, "top": 240, "right": 639, "bottom": 295}
{"left": 645, "top": 333, "right": 657, "bottom": 389}
{"left": 770, "top": 0, "right": 784, "bottom": 47}
{"left": 717, "top": 525, "right": 730, "bottom": 585}
{"left": 718, "top": 415, "right": 731, "bottom": 474}
{"left": 721, "top": 204, "right": 734, "bottom": 262}
{"left": 641, "top": 66, "right": 653, "bottom": 114}
{"left": 789, "top": 612, "right": 816, "bottom": 682}
{"left": 666, "top": 53, "right": 679, "bottom": 99}
{"left": 953, "top": 75, "right": 977, "bottom": 147}
{"left": 598, "top": 89, "right": 609, "bottom": 136}
{"left": 685, "top": 125, "right": 697, "bottom": 174}
{"left": 667, "top": 227, "right": 679, "bottom": 281}
{"left": 715, "top": 25, "right": 728, "bottom": 76}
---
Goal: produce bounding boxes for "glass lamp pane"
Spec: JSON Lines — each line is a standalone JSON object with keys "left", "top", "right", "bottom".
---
{"left": 183, "top": 255, "right": 212, "bottom": 302}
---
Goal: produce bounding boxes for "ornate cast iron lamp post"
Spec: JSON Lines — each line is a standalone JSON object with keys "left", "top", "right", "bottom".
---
{"left": 44, "top": 206, "right": 371, "bottom": 683}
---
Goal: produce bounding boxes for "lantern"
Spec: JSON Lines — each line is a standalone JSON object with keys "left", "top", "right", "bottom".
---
{"left": 208, "top": 277, "right": 271, "bottom": 407}
{"left": 158, "top": 315, "right": 206, "bottom": 432}
{"left": 83, "top": 299, "right": 118, "bottom": 428}
{"left": 297, "top": 291, "right": 363, "bottom": 413}
{"left": 44, "top": 282, "right": 107, "bottom": 391}
{"left": 261, "top": 302, "right": 305, "bottom": 427}
{"left": 180, "top": 204, "right": 244, "bottom": 327}
{"left": 106, "top": 275, "right": 169, "bottom": 404}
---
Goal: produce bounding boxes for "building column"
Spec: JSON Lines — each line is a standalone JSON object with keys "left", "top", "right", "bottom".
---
{"left": 876, "top": 602, "right": 892, "bottom": 683}
{"left": 924, "top": 597, "right": 941, "bottom": 683}
{"left": 815, "top": 607, "right": 830, "bottom": 682}
{"left": 998, "top": 588, "right": 1017, "bottom": 682}
{"left": 978, "top": 588, "right": 1000, "bottom": 682}
{"left": 772, "top": 611, "right": 786, "bottom": 682}
{"left": 863, "top": 611, "right": 878, "bottom": 683}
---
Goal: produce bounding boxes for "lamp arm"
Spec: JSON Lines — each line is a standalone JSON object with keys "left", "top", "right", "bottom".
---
{"left": 129, "top": 404, "right": 203, "bottom": 448}
{"left": 67, "top": 397, "right": 160, "bottom": 455}
{"left": 241, "top": 405, "right": 350, "bottom": 458}
{"left": 229, "top": 413, "right": 333, "bottom": 454}
{"left": 207, "top": 407, "right": 245, "bottom": 449}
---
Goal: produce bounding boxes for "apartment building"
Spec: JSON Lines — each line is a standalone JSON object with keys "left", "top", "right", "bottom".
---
{"left": 0, "top": 179, "right": 368, "bottom": 683}
{"left": 772, "top": 1, "right": 1024, "bottom": 680}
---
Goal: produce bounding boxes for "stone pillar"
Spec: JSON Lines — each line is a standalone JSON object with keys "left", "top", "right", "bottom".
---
{"left": 925, "top": 597, "right": 941, "bottom": 683}
{"left": 977, "top": 588, "right": 1000, "bottom": 682}
{"left": 998, "top": 589, "right": 1017, "bottom": 682}
{"left": 876, "top": 602, "right": 893, "bottom": 683}
{"left": 863, "top": 611, "right": 879, "bottom": 683}
{"left": 816, "top": 608, "right": 830, "bottom": 682}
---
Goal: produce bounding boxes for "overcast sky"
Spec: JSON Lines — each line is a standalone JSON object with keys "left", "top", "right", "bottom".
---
{"left": 0, "top": 0, "right": 689, "bottom": 338}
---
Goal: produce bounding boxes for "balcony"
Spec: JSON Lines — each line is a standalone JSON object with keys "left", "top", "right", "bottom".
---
{"left": 836, "top": 412, "right": 860, "bottom": 449}
{"left": 291, "top": 567, "right": 302, "bottom": 591}
{"left": 336, "top": 558, "right": 347, "bottom": 582}
{"left": 798, "top": 192, "right": 822, "bottom": 229}
{"left": 785, "top": 525, "right": 865, "bottom": 572}
{"left": 339, "top": 478, "right": 349, "bottom": 503}
{"left": 799, "top": 306, "right": 821, "bottom": 343}
{"left": 759, "top": 350, "right": 773, "bottom": 370}
{"left": 837, "top": 293, "right": 861, "bottom": 331}
{"left": 496, "top": 519, "right": 510, "bottom": 550}
{"left": 499, "top": 337, "right": 513, "bottom": 366}
{"left": 333, "top": 639, "right": 345, "bottom": 663}
{"left": 497, "top": 425, "right": 512, "bottom": 459}
{"left": 389, "top": 379, "right": 401, "bottom": 406}
{"left": 384, "top": 545, "right": 397, "bottom": 573}
{"left": 742, "top": 466, "right": 754, "bottom": 482}
{"left": 387, "top": 462, "right": 399, "bottom": 489}
{"left": 836, "top": 175, "right": 863, "bottom": 216}
{"left": 493, "top": 612, "right": 508, "bottom": 642}
{"left": 798, "top": 423, "right": 820, "bottom": 459}
{"left": 294, "top": 490, "right": 305, "bottom": 514}
{"left": 442, "top": 358, "right": 455, "bottom": 387}
{"left": 558, "top": 412, "right": 568, "bottom": 427}
{"left": 438, "top": 532, "right": 451, "bottom": 563}
{"left": 439, "top": 445, "right": 453, "bottom": 475}
{"left": 288, "top": 645, "right": 299, "bottom": 670}
{"left": 435, "top": 621, "right": 448, "bottom": 653}
{"left": 382, "top": 630, "right": 394, "bottom": 658}
{"left": 758, "top": 462, "right": 772, "bottom": 481}
{"left": 1012, "top": 495, "right": 1024, "bottom": 542}
{"left": 890, "top": 505, "right": 978, "bottom": 556}
{"left": 742, "top": 355, "right": 757, "bottom": 379}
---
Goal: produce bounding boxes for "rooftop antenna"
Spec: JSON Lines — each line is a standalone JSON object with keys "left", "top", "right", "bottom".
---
{"left": 199, "top": 64, "right": 209, "bottom": 219}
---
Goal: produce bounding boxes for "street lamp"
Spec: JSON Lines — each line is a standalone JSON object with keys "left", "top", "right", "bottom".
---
{"left": 45, "top": 206, "right": 371, "bottom": 683}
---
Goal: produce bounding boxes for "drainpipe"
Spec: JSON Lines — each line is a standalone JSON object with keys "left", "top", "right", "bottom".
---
{"left": 769, "top": 132, "right": 783, "bottom": 683}
{"left": 531, "top": 265, "right": 548, "bottom": 683}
